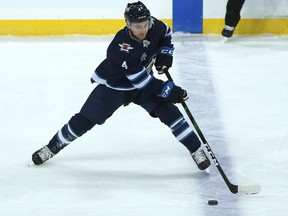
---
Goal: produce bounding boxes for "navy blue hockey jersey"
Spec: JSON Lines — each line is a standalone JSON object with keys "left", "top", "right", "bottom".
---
{"left": 91, "top": 17, "right": 173, "bottom": 94}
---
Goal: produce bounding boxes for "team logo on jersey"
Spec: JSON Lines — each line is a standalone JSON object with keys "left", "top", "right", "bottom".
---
{"left": 119, "top": 43, "right": 134, "bottom": 53}
{"left": 141, "top": 52, "right": 147, "bottom": 62}
{"left": 143, "top": 40, "right": 150, "bottom": 48}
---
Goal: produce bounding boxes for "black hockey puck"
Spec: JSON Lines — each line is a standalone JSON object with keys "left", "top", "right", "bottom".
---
{"left": 208, "top": 200, "right": 218, "bottom": 205}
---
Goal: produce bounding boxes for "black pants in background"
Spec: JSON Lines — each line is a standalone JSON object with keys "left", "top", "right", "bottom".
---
{"left": 225, "top": 0, "right": 245, "bottom": 27}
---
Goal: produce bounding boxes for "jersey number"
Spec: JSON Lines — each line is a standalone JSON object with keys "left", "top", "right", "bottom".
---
{"left": 122, "top": 61, "right": 128, "bottom": 70}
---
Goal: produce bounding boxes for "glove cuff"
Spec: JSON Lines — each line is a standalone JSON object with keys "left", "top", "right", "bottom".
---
{"left": 159, "top": 46, "right": 174, "bottom": 56}
{"left": 157, "top": 81, "right": 174, "bottom": 98}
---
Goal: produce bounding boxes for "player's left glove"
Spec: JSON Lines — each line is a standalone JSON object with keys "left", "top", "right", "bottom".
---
{"left": 155, "top": 46, "right": 174, "bottom": 74}
{"left": 157, "top": 81, "right": 189, "bottom": 103}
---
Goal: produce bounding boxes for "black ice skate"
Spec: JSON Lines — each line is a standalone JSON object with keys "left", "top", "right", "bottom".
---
{"left": 32, "top": 145, "right": 55, "bottom": 165}
{"left": 191, "top": 148, "right": 211, "bottom": 170}
{"left": 221, "top": 25, "right": 235, "bottom": 38}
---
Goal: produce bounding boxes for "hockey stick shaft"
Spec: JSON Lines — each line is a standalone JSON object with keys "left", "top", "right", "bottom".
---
{"left": 164, "top": 69, "right": 260, "bottom": 194}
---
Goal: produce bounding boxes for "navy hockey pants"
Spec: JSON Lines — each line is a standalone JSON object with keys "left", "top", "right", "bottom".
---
{"left": 48, "top": 84, "right": 201, "bottom": 153}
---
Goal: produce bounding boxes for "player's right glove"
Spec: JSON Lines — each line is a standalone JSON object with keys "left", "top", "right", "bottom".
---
{"left": 156, "top": 81, "right": 189, "bottom": 103}
{"left": 155, "top": 46, "right": 174, "bottom": 74}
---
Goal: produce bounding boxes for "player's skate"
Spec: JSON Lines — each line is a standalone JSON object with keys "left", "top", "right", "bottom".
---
{"left": 221, "top": 25, "right": 235, "bottom": 38}
{"left": 32, "top": 145, "right": 55, "bottom": 165}
{"left": 191, "top": 148, "right": 211, "bottom": 171}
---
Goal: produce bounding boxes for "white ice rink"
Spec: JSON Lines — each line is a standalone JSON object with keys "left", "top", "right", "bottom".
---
{"left": 0, "top": 34, "right": 288, "bottom": 216}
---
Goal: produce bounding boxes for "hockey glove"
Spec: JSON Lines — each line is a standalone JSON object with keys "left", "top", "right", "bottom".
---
{"left": 155, "top": 46, "right": 174, "bottom": 74}
{"left": 157, "top": 81, "right": 189, "bottom": 103}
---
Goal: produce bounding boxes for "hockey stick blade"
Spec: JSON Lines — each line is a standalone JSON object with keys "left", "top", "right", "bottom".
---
{"left": 227, "top": 182, "right": 261, "bottom": 195}
{"left": 210, "top": 148, "right": 261, "bottom": 195}
{"left": 237, "top": 184, "right": 261, "bottom": 195}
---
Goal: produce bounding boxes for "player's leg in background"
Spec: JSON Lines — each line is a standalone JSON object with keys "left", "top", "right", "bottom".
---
{"left": 222, "top": 0, "right": 246, "bottom": 38}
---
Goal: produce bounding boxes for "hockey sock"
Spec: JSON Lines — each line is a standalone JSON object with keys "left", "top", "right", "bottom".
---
{"left": 47, "top": 123, "right": 79, "bottom": 154}
{"left": 169, "top": 116, "right": 201, "bottom": 153}
{"left": 47, "top": 113, "right": 95, "bottom": 154}
{"left": 152, "top": 103, "right": 201, "bottom": 153}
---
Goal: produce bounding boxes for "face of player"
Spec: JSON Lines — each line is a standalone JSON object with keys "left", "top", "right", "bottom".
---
{"left": 129, "top": 20, "right": 150, "bottom": 41}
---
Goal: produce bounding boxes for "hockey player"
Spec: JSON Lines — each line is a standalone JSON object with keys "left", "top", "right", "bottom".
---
{"left": 222, "top": 0, "right": 246, "bottom": 38}
{"left": 32, "top": 1, "right": 211, "bottom": 171}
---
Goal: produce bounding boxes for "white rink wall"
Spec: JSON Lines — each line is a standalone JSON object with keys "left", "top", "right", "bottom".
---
{"left": 0, "top": 0, "right": 287, "bottom": 19}
{"left": 204, "top": 0, "right": 288, "bottom": 18}
{"left": 0, "top": 0, "right": 172, "bottom": 19}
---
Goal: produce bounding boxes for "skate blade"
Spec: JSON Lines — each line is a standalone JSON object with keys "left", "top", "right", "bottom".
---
{"left": 222, "top": 37, "right": 229, "bottom": 43}
{"left": 27, "top": 161, "right": 35, "bottom": 167}
{"left": 205, "top": 167, "right": 210, "bottom": 174}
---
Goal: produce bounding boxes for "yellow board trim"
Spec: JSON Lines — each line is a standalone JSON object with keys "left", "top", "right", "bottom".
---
{"left": 2, "top": 18, "right": 286, "bottom": 35}
{"left": 204, "top": 18, "right": 288, "bottom": 35}
{"left": 0, "top": 19, "right": 172, "bottom": 36}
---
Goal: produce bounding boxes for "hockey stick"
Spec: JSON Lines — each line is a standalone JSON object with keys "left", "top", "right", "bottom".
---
{"left": 164, "top": 69, "right": 261, "bottom": 195}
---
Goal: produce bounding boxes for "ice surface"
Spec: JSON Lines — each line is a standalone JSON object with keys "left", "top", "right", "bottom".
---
{"left": 0, "top": 34, "right": 288, "bottom": 216}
